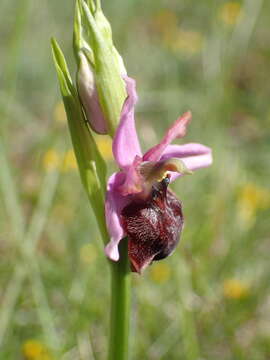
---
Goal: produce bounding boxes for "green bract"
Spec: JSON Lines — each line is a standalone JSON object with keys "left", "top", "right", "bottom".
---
{"left": 51, "top": 38, "right": 108, "bottom": 243}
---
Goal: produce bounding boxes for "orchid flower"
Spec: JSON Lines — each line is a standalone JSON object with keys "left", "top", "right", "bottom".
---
{"left": 105, "top": 76, "right": 213, "bottom": 273}
{"left": 53, "top": 1, "right": 213, "bottom": 357}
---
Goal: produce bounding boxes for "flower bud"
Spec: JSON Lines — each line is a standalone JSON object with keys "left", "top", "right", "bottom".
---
{"left": 77, "top": 51, "right": 108, "bottom": 134}
{"left": 80, "top": 0, "right": 127, "bottom": 137}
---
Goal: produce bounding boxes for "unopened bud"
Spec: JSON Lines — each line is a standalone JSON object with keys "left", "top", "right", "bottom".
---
{"left": 77, "top": 52, "right": 108, "bottom": 134}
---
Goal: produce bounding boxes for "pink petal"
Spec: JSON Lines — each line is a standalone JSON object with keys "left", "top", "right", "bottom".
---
{"left": 112, "top": 76, "right": 142, "bottom": 169}
{"left": 143, "top": 111, "right": 192, "bottom": 162}
{"left": 104, "top": 172, "right": 131, "bottom": 261}
{"left": 182, "top": 153, "right": 213, "bottom": 172}
{"left": 159, "top": 143, "right": 213, "bottom": 182}
{"left": 160, "top": 143, "right": 212, "bottom": 160}
{"left": 117, "top": 155, "right": 143, "bottom": 196}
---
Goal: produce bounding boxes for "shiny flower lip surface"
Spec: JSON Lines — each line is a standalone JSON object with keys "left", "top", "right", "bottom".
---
{"left": 121, "top": 176, "right": 184, "bottom": 273}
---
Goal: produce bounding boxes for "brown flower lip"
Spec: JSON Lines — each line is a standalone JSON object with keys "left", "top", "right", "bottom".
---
{"left": 121, "top": 176, "right": 184, "bottom": 273}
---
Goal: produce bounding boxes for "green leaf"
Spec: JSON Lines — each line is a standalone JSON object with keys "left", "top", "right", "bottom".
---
{"left": 51, "top": 38, "right": 73, "bottom": 96}
{"left": 51, "top": 38, "right": 108, "bottom": 243}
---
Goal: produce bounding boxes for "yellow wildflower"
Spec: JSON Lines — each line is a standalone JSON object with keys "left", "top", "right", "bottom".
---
{"left": 152, "top": 9, "right": 178, "bottom": 34}
{"left": 42, "top": 149, "right": 60, "bottom": 172}
{"left": 22, "top": 340, "right": 51, "bottom": 359}
{"left": 237, "top": 183, "right": 270, "bottom": 225}
{"left": 53, "top": 101, "right": 66, "bottom": 124}
{"left": 62, "top": 149, "right": 78, "bottom": 172}
{"left": 170, "top": 29, "right": 204, "bottom": 55}
{"left": 152, "top": 10, "right": 203, "bottom": 55}
{"left": 95, "top": 135, "right": 113, "bottom": 160}
{"left": 219, "top": 2, "right": 242, "bottom": 26}
{"left": 150, "top": 263, "right": 171, "bottom": 284}
{"left": 223, "top": 279, "right": 249, "bottom": 299}
{"left": 151, "top": 8, "right": 203, "bottom": 56}
{"left": 79, "top": 243, "right": 97, "bottom": 265}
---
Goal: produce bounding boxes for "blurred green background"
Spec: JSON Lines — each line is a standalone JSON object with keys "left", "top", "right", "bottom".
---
{"left": 1, "top": 0, "right": 270, "bottom": 359}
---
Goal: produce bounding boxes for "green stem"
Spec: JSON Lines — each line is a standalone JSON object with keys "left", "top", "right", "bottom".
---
{"left": 108, "top": 239, "right": 131, "bottom": 360}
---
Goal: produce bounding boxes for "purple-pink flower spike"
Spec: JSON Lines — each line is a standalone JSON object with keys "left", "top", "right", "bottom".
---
{"left": 105, "top": 76, "right": 212, "bottom": 273}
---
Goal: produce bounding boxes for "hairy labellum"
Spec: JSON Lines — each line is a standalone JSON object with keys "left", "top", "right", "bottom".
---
{"left": 121, "top": 177, "right": 184, "bottom": 273}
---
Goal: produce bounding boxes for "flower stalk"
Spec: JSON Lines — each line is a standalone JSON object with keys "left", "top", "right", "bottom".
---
{"left": 109, "top": 240, "right": 131, "bottom": 360}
